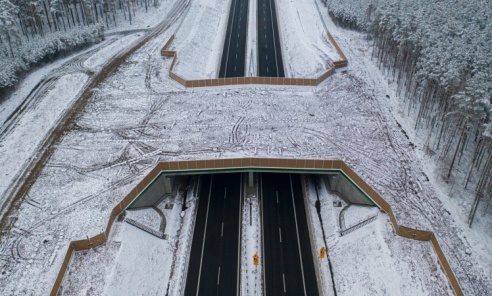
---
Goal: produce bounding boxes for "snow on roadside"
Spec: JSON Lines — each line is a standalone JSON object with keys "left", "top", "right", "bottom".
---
{"left": 61, "top": 241, "right": 121, "bottom": 295}
{"left": 302, "top": 176, "right": 335, "bottom": 295}
{"left": 241, "top": 181, "right": 262, "bottom": 296}
{"left": 172, "top": 0, "right": 232, "bottom": 79}
{"left": 246, "top": 0, "right": 258, "bottom": 76}
{"left": 103, "top": 223, "right": 172, "bottom": 295}
{"left": 342, "top": 204, "right": 378, "bottom": 228}
{"left": 276, "top": 0, "right": 338, "bottom": 77}
{"left": 103, "top": 192, "right": 182, "bottom": 295}
{"left": 166, "top": 185, "right": 198, "bottom": 296}
{"left": 308, "top": 177, "right": 453, "bottom": 296}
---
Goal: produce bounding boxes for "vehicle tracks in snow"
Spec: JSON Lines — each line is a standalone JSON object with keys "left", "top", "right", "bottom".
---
{"left": 0, "top": 0, "right": 191, "bottom": 267}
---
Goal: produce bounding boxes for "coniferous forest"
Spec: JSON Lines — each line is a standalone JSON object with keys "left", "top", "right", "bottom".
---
{"left": 0, "top": 0, "right": 159, "bottom": 93}
{"left": 326, "top": 0, "right": 492, "bottom": 225}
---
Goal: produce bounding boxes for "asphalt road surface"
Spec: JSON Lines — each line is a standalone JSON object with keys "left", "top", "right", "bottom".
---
{"left": 257, "top": 0, "right": 285, "bottom": 77}
{"left": 185, "top": 173, "right": 242, "bottom": 296}
{"left": 219, "top": 0, "right": 249, "bottom": 77}
{"left": 261, "top": 173, "right": 318, "bottom": 296}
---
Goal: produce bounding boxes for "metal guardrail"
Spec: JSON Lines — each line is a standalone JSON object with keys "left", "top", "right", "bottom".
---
{"left": 340, "top": 213, "right": 378, "bottom": 236}
{"left": 125, "top": 218, "right": 166, "bottom": 239}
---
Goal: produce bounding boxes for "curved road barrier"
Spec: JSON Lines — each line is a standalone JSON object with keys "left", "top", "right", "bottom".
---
{"left": 51, "top": 158, "right": 463, "bottom": 296}
{"left": 161, "top": 31, "right": 346, "bottom": 88}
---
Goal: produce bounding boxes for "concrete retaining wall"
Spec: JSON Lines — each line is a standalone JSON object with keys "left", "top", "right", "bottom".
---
{"left": 51, "top": 157, "right": 463, "bottom": 296}
{"left": 326, "top": 173, "right": 374, "bottom": 205}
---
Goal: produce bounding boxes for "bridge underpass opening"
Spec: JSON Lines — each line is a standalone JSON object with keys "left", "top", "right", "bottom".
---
{"left": 123, "top": 171, "right": 377, "bottom": 295}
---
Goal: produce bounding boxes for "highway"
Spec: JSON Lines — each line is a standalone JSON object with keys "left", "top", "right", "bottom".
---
{"left": 261, "top": 173, "right": 318, "bottom": 296}
{"left": 184, "top": 173, "right": 242, "bottom": 296}
{"left": 219, "top": 0, "right": 249, "bottom": 77}
{"left": 257, "top": 0, "right": 284, "bottom": 77}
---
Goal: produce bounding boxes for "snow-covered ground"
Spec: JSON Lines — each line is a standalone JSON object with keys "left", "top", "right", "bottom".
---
{"left": 59, "top": 188, "right": 190, "bottom": 295}
{"left": 62, "top": 241, "right": 121, "bottom": 295}
{"left": 172, "top": 0, "right": 231, "bottom": 79}
{"left": 304, "top": 177, "right": 453, "bottom": 295}
{"left": 276, "top": 0, "right": 339, "bottom": 77}
{"left": 0, "top": 73, "right": 87, "bottom": 206}
{"left": 0, "top": 0, "right": 491, "bottom": 294}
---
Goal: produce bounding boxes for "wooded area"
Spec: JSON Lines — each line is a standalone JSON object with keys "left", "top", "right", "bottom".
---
{"left": 326, "top": 0, "right": 492, "bottom": 225}
{"left": 0, "top": 0, "right": 160, "bottom": 93}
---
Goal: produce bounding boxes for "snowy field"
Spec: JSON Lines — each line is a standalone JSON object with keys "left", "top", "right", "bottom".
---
{"left": 0, "top": 0, "right": 491, "bottom": 295}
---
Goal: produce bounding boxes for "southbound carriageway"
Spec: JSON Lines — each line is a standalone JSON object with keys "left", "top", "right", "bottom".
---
{"left": 184, "top": 172, "right": 318, "bottom": 296}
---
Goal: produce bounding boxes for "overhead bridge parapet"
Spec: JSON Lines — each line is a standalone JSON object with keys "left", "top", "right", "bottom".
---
{"left": 51, "top": 157, "right": 463, "bottom": 296}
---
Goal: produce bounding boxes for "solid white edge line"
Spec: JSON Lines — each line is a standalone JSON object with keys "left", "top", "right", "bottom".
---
{"left": 290, "top": 174, "right": 307, "bottom": 296}
{"left": 196, "top": 175, "right": 214, "bottom": 296}
{"left": 283, "top": 273, "right": 286, "bottom": 293}
{"left": 237, "top": 173, "right": 243, "bottom": 296}
{"left": 269, "top": 0, "right": 280, "bottom": 75}
{"left": 224, "top": 0, "right": 238, "bottom": 76}
{"left": 218, "top": 266, "right": 221, "bottom": 285}
{"left": 260, "top": 173, "right": 267, "bottom": 296}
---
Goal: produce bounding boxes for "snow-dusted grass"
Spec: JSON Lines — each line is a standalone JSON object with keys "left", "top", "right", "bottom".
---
{"left": 276, "top": 0, "right": 339, "bottom": 77}
{"left": 0, "top": 73, "right": 88, "bottom": 204}
{"left": 172, "top": 0, "right": 231, "bottom": 79}
{"left": 103, "top": 223, "right": 173, "bottom": 295}
{"left": 62, "top": 241, "right": 121, "bottom": 295}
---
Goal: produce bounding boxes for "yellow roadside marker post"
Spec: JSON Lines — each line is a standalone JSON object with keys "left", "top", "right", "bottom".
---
{"left": 253, "top": 253, "right": 259, "bottom": 266}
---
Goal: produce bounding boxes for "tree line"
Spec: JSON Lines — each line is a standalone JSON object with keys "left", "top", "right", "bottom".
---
{"left": 326, "top": 0, "right": 492, "bottom": 226}
{"left": 0, "top": 0, "right": 160, "bottom": 93}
